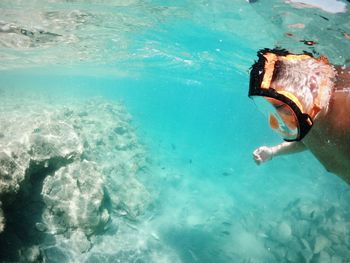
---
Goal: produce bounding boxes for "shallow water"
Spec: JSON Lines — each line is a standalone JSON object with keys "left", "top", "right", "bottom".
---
{"left": 1, "top": 0, "right": 350, "bottom": 262}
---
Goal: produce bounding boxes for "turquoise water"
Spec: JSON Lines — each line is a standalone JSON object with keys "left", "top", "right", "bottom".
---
{"left": 1, "top": 0, "right": 350, "bottom": 262}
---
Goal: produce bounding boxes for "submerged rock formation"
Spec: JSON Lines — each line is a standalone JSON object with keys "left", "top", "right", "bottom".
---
{"left": 264, "top": 198, "right": 350, "bottom": 262}
{"left": 0, "top": 98, "right": 150, "bottom": 262}
{"left": 41, "top": 160, "right": 109, "bottom": 237}
{"left": 0, "top": 202, "right": 3, "bottom": 233}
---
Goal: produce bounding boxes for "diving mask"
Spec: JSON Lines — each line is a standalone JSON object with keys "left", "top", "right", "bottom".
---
{"left": 248, "top": 48, "right": 322, "bottom": 141}
{"left": 253, "top": 96, "right": 303, "bottom": 141}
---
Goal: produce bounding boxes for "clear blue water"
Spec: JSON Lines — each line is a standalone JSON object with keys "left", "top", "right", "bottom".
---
{"left": 1, "top": 0, "right": 350, "bottom": 262}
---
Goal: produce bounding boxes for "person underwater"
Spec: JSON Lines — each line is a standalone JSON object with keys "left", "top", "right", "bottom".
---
{"left": 249, "top": 48, "right": 350, "bottom": 184}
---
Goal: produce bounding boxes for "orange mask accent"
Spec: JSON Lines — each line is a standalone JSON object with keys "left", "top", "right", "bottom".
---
{"left": 261, "top": 53, "right": 278, "bottom": 90}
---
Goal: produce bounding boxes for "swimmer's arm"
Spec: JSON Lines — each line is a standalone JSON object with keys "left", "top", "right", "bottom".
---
{"left": 253, "top": 141, "right": 306, "bottom": 165}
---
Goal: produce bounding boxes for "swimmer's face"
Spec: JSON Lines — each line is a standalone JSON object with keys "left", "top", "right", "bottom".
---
{"left": 266, "top": 98, "right": 298, "bottom": 138}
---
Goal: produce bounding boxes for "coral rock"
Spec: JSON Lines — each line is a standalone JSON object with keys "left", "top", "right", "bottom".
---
{"left": 42, "top": 160, "right": 108, "bottom": 236}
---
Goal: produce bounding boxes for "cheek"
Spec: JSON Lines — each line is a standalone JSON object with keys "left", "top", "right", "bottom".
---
{"left": 269, "top": 114, "right": 279, "bottom": 129}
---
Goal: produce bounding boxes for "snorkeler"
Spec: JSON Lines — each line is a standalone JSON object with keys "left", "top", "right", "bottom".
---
{"left": 249, "top": 48, "right": 350, "bottom": 184}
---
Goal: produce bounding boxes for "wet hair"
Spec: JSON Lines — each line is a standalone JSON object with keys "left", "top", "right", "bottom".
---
{"left": 270, "top": 55, "right": 336, "bottom": 113}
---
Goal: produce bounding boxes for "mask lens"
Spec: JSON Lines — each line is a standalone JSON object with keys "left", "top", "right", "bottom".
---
{"left": 253, "top": 96, "right": 299, "bottom": 140}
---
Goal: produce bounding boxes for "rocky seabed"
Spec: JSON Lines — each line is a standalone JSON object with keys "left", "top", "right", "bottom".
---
{"left": 1, "top": 97, "right": 350, "bottom": 263}
{"left": 0, "top": 98, "right": 151, "bottom": 262}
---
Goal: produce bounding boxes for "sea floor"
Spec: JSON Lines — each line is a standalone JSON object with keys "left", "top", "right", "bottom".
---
{"left": 138, "top": 129, "right": 350, "bottom": 263}
{"left": 1, "top": 84, "right": 350, "bottom": 262}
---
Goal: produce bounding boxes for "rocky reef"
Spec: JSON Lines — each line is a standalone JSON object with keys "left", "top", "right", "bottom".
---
{"left": 263, "top": 198, "right": 350, "bottom": 262}
{"left": 0, "top": 98, "right": 150, "bottom": 262}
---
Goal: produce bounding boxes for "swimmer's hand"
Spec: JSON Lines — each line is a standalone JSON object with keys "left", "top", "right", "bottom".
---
{"left": 253, "top": 146, "right": 274, "bottom": 165}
